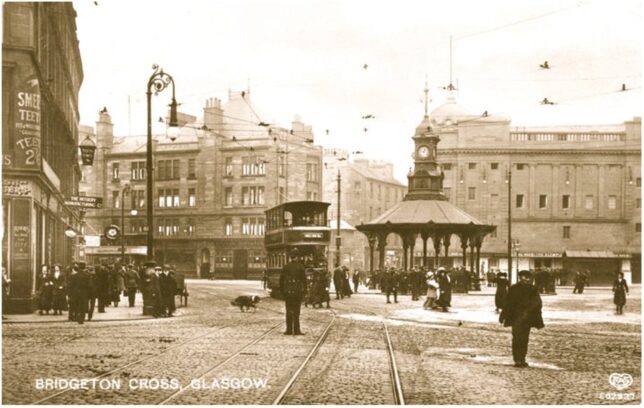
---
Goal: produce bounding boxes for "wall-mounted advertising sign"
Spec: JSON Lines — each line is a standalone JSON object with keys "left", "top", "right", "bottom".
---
{"left": 13, "top": 76, "right": 41, "bottom": 169}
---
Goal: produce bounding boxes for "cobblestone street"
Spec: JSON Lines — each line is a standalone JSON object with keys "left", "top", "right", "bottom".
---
{"left": 2, "top": 280, "right": 641, "bottom": 405}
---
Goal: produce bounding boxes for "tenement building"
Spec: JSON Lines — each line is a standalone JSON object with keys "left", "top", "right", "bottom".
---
{"left": 429, "top": 94, "right": 641, "bottom": 284}
{"left": 81, "top": 91, "right": 323, "bottom": 279}
{"left": 322, "top": 149, "right": 407, "bottom": 271}
{"left": 2, "top": 3, "right": 84, "bottom": 312}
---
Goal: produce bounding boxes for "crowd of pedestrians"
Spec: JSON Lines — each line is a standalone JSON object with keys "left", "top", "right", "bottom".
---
{"left": 26, "top": 261, "right": 181, "bottom": 323}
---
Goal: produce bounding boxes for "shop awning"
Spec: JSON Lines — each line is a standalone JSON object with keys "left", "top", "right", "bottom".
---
{"left": 563, "top": 250, "right": 625, "bottom": 258}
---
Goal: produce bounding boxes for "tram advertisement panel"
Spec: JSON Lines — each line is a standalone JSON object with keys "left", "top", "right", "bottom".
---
{"left": 284, "top": 230, "right": 329, "bottom": 243}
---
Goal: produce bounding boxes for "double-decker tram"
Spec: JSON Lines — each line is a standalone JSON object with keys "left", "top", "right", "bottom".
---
{"left": 264, "top": 201, "right": 331, "bottom": 298}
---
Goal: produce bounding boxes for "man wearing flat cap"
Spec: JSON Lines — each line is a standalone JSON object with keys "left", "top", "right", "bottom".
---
{"left": 499, "top": 270, "right": 544, "bottom": 367}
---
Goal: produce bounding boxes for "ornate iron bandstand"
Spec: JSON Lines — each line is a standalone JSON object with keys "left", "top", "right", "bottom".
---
{"left": 356, "top": 105, "right": 496, "bottom": 282}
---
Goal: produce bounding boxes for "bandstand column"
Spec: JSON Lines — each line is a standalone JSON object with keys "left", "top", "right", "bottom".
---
{"left": 460, "top": 234, "right": 468, "bottom": 270}
{"left": 402, "top": 238, "right": 409, "bottom": 271}
{"left": 469, "top": 241, "right": 475, "bottom": 274}
{"left": 421, "top": 232, "right": 429, "bottom": 268}
{"left": 378, "top": 233, "right": 387, "bottom": 270}
{"left": 442, "top": 234, "right": 451, "bottom": 268}
{"left": 432, "top": 234, "right": 441, "bottom": 270}
{"left": 368, "top": 235, "right": 377, "bottom": 275}
{"left": 476, "top": 242, "right": 482, "bottom": 278}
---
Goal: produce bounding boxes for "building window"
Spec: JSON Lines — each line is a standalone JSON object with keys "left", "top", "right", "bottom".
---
{"left": 185, "top": 219, "right": 195, "bottom": 235}
{"left": 563, "top": 226, "right": 571, "bottom": 239}
{"left": 306, "top": 163, "right": 319, "bottom": 182}
{"left": 112, "top": 191, "right": 120, "bottom": 208}
{"left": 131, "top": 161, "right": 145, "bottom": 180}
{"left": 516, "top": 163, "right": 526, "bottom": 170}
{"left": 242, "top": 217, "right": 265, "bottom": 236}
{"left": 111, "top": 163, "right": 120, "bottom": 180}
{"left": 636, "top": 223, "right": 641, "bottom": 232}
{"left": 562, "top": 195, "right": 571, "bottom": 209}
{"left": 637, "top": 177, "right": 641, "bottom": 187}
{"left": 242, "top": 156, "right": 266, "bottom": 176}
{"left": 516, "top": 194, "right": 524, "bottom": 208}
{"left": 131, "top": 190, "right": 145, "bottom": 209}
{"left": 468, "top": 163, "right": 477, "bottom": 170}
{"left": 539, "top": 195, "right": 548, "bottom": 209}
{"left": 224, "top": 187, "right": 233, "bottom": 207}
{"left": 490, "top": 193, "right": 499, "bottom": 208}
{"left": 188, "top": 188, "right": 196, "bottom": 207}
{"left": 585, "top": 195, "right": 594, "bottom": 210}
{"left": 307, "top": 191, "right": 318, "bottom": 200}
{"left": 158, "top": 160, "right": 180, "bottom": 180}
{"left": 225, "top": 157, "right": 233, "bottom": 177}
{"left": 354, "top": 182, "right": 361, "bottom": 195}
{"left": 278, "top": 156, "right": 285, "bottom": 177}
{"left": 279, "top": 187, "right": 285, "bottom": 204}
{"left": 442, "top": 163, "right": 452, "bottom": 170}
{"left": 490, "top": 229, "right": 497, "bottom": 238}
{"left": 241, "top": 186, "right": 264, "bottom": 206}
{"left": 224, "top": 218, "right": 233, "bottom": 236}
{"left": 188, "top": 159, "right": 196, "bottom": 179}
{"left": 636, "top": 198, "right": 641, "bottom": 209}
{"left": 158, "top": 189, "right": 180, "bottom": 208}
{"left": 490, "top": 163, "right": 499, "bottom": 170}
{"left": 468, "top": 187, "right": 476, "bottom": 200}
{"left": 607, "top": 195, "right": 617, "bottom": 210}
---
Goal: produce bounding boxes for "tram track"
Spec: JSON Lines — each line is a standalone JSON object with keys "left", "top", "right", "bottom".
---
{"left": 30, "top": 320, "right": 238, "bottom": 405}
{"left": 273, "top": 304, "right": 405, "bottom": 405}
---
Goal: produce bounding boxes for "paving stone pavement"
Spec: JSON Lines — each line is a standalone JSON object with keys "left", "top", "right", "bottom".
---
{"left": 2, "top": 280, "right": 641, "bottom": 405}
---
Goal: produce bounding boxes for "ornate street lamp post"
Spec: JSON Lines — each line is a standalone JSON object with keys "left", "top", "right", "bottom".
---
{"left": 146, "top": 64, "right": 179, "bottom": 261}
{"left": 143, "top": 65, "right": 179, "bottom": 315}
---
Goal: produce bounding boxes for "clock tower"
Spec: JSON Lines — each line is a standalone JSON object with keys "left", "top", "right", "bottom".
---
{"left": 405, "top": 81, "right": 447, "bottom": 201}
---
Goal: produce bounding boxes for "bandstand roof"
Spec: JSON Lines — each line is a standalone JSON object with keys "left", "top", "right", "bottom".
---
{"left": 356, "top": 199, "right": 494, "bottom": 234}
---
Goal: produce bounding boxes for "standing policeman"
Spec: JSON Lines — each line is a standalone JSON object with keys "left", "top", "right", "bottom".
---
{"left": 279, "top": 249, "right": 306, "bottom": 335}
{"left": 499, "top": 270, "right": 544, "bottom": 367}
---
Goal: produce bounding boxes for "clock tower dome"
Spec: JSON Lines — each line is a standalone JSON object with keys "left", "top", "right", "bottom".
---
{"left": 405, "top": 81, "right": 447, "bottom": 201}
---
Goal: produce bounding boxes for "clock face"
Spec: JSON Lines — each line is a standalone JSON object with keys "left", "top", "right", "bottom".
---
{"left": 418, "top": 145, "right": 430, "bottom": 158}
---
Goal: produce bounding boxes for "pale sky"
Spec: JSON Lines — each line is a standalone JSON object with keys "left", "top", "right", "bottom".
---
{"left": 72, "top": 0, "right": 642, "bottom": 182}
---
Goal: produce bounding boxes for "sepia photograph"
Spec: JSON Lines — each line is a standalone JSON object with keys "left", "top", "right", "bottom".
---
{"left": 1, "top": 0, "right": 641, "bottom": 405}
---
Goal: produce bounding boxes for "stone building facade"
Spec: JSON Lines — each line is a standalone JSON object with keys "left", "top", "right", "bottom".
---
{"left": 322, "top": 149, "right": 407, "bottom": 271}
{"left": 430, "top": 94, "right": 641, "bottom": 284}
{"left": 81, "top": 91, "right": 323, "bottom": 279}
{"left": 2, "top": 2, "right": 84, "bottom": 312}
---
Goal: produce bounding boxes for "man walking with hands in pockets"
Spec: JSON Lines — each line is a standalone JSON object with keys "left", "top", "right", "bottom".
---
{"left": 499, "top": 270, "right": 544, "bottom": 368}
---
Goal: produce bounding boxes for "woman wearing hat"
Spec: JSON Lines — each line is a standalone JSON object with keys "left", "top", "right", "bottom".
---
{"left": 423, "top": 271, "right": 439, "bottom": 310}
{"left": 612, "top": 272, "right": 629, "bottom": 315}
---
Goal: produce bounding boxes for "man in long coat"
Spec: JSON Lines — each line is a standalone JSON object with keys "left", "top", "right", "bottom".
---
{"left": 161, "top": 266, "right": 177, "bottom": 317}
{"left": 500, "top": 270, "right": 545, "bottom": 368}
{"left": 279, "top": 249, "right": 306, "bottom": 335}
{"left": 436, "top": 268, "right": 452, "bottom": 312}
{"left": 333, "top": 266, "right": 344, "bottom": 300}
{"left": 68, "top": 263, "right": 90, "bottom": 324}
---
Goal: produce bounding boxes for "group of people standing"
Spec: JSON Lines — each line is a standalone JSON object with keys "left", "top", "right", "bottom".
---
{"left": 35, "top": 262, "right": 141, "bottom": 323}
{"left": 32, "top": 261, "right": 181, "bottom": 323}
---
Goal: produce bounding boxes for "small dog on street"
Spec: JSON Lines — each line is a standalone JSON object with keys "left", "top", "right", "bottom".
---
{"left": 231, "top": 295, "right": 260, "bottom": 312}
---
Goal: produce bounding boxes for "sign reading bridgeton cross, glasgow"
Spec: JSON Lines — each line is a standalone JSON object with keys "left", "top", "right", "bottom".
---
{"left": 64, "top": 195, "right": 103, "bottom": 209}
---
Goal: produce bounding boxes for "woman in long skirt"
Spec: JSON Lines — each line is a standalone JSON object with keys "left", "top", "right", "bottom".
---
{"left": 51, "top": 264, "right": 67, "bottom": 315}
{"left": 37, "top": 265, "right": 53, "bottom": 315}
{"left": 613, "top": 272, "right": 629, "bottom": 314}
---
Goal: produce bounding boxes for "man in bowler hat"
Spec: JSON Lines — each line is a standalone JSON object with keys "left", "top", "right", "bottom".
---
{"left": 279, "top": 249, "right": 306, "bottom": 335}
{"left": 499, "top": 270, "right": 544, "bottom": 367}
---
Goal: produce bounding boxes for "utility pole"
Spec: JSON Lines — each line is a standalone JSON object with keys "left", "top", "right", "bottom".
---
{"left": 335, "top": 171, "right": 341, "bottom": 268}
{"left": 507, "top": 165, "right": 513, "bottom": 283}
